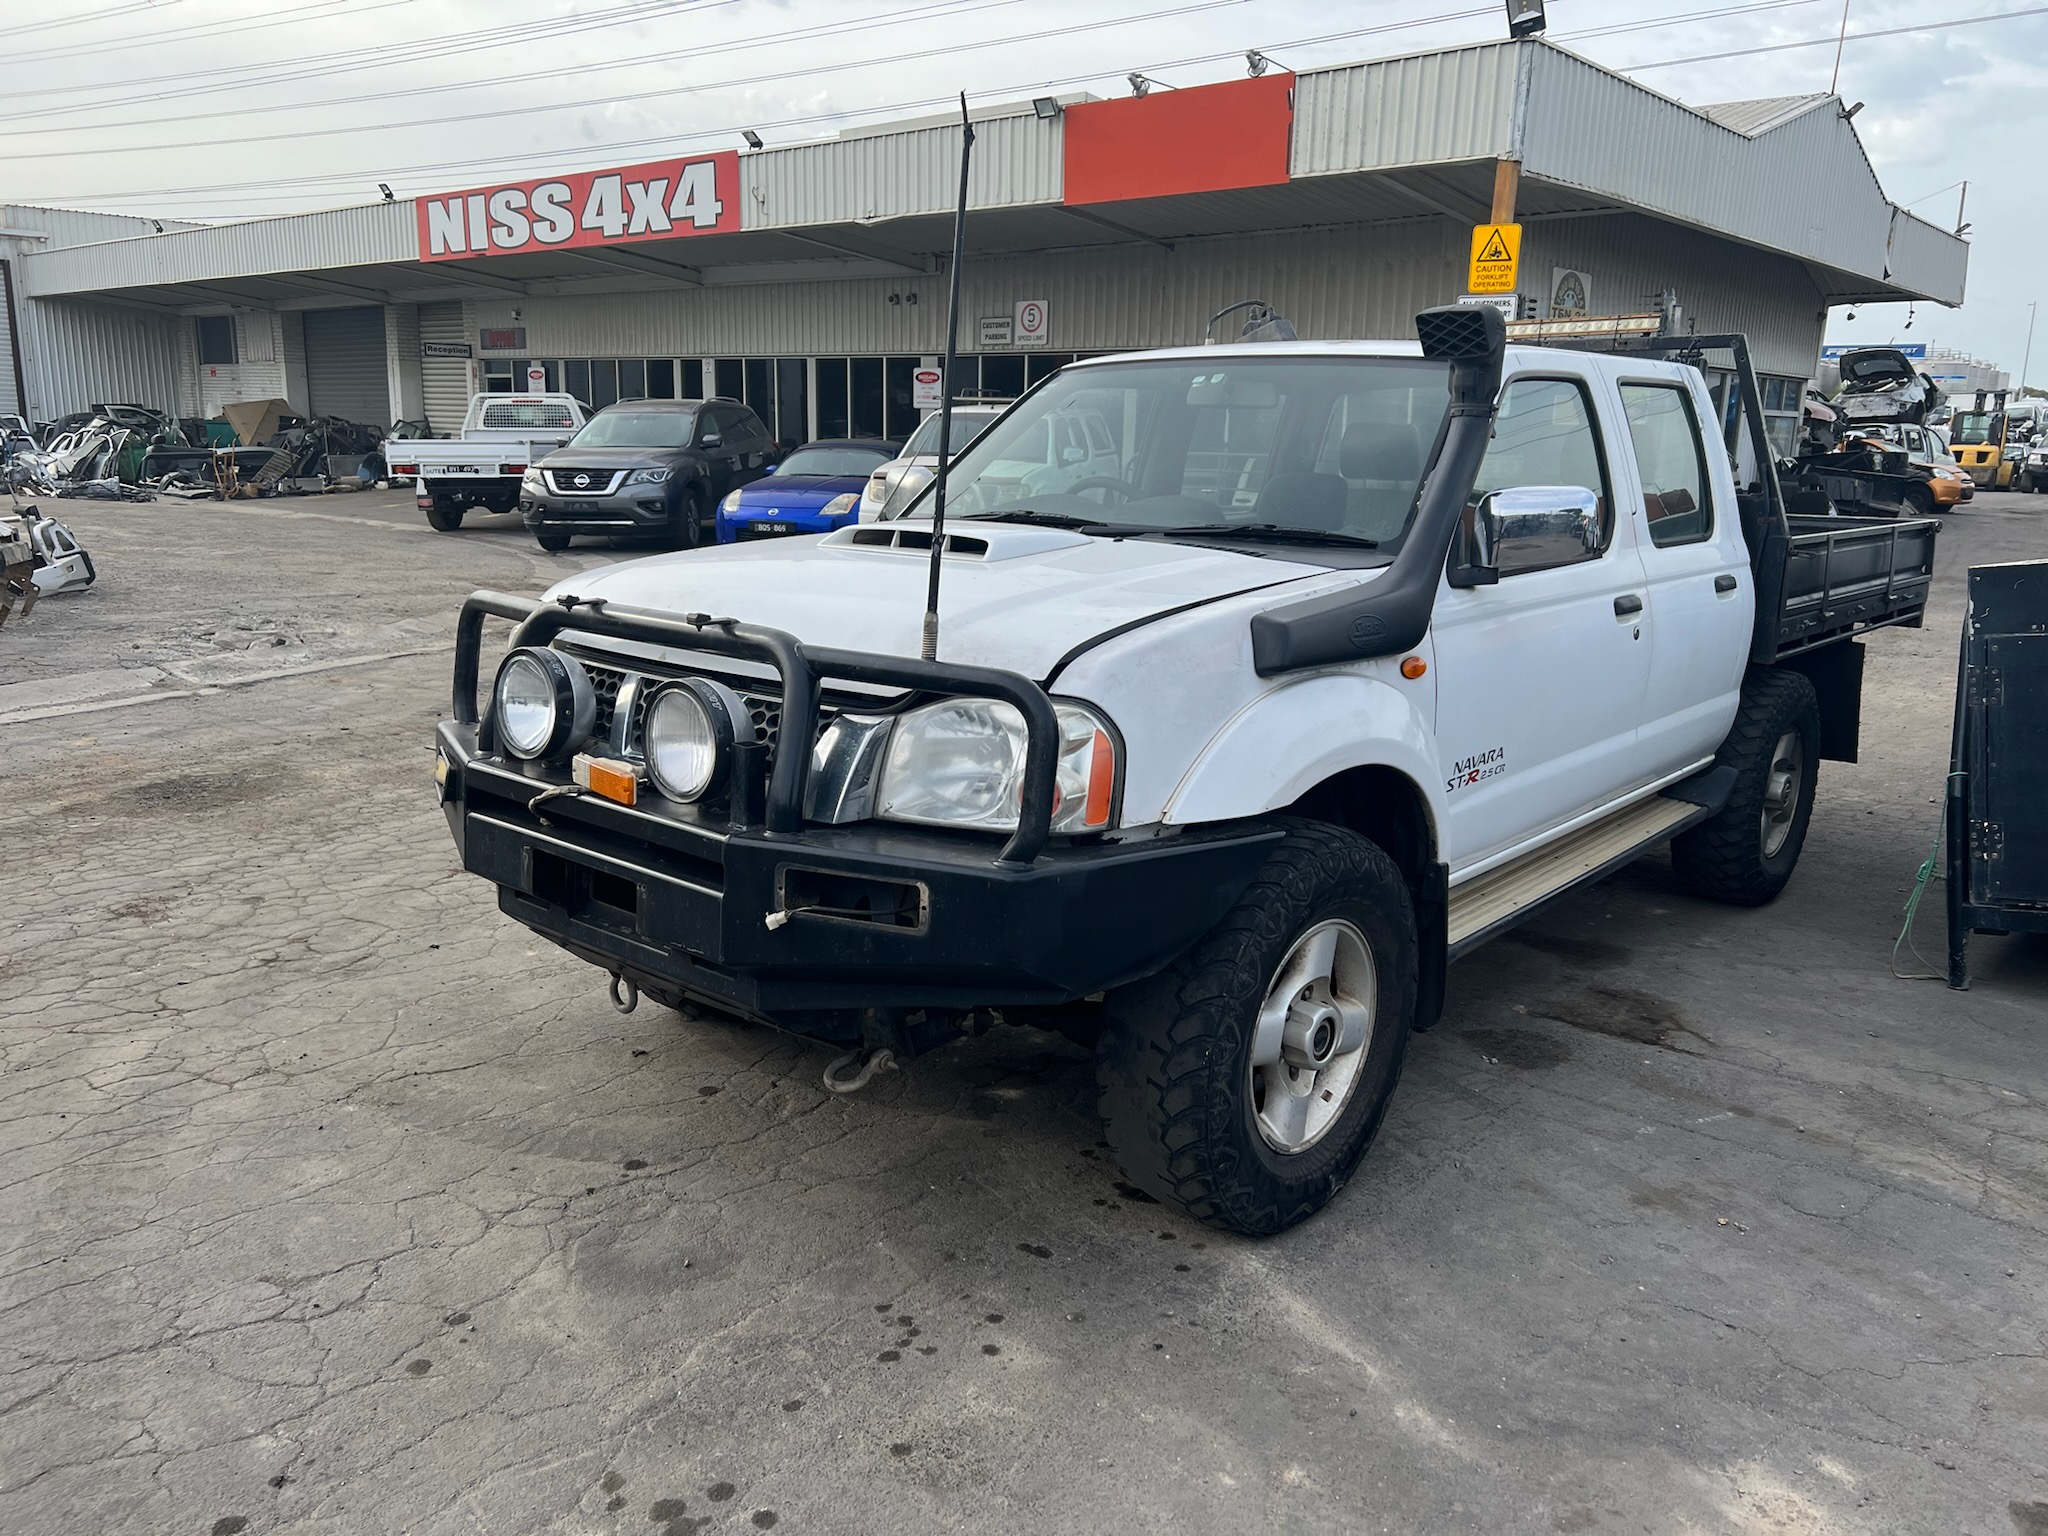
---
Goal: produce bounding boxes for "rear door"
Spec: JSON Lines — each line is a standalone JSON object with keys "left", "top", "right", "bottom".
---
{"left": 1608, "top": 370, "right": 1749, "bottom": 780}
{"left": 1430, "top": 372, "right": 1654, "bottom": 872}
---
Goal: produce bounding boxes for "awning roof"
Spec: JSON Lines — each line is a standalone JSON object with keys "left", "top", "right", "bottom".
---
{"left": 17, "top": 39, "right": 1966, "bottom": 315}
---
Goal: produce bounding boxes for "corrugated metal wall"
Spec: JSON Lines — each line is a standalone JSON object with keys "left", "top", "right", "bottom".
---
{"left": 1522, "top": 213, "right": 1825, "bottom": 378}
{"left": 384, "top": 304, "right": 422, "bottom": 425}
{"left": 470, "top": 222, "right": 1470, "bottom": 358}
{"left": 1517, "top": 46, "right": 1963, "bottom": 305}
{"left": 418, "top": 302, "right": 472, "bottom": 435}
{"left": 1292, "top": 44, "right": 1518, "bottom": 174}
{"left": 20, "top": 201, "right": 416, "bottom": 299}
{"left": 0, "top": 263, "right": 19, "bottom": 417}
{"left": 744, "top": 109, "right": 1063, "bottom": 228}
{"left": 15, "top": 297, "right": 182, "bottom": 422}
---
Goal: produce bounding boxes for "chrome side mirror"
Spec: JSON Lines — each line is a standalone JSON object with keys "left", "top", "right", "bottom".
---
{"left": 1452, "top": 486, "right": 1603, "bottom": 586}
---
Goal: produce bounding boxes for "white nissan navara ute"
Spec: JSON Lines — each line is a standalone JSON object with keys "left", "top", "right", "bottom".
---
{"left": 434, "top": 305, "right": 1938, "bottom": 1235}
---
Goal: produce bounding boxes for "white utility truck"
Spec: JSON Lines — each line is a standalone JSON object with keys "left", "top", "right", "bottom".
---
{"left": 392, "top": 393, "right": 590, "bottom": 531}
{"left": 434, "top": 306, "right": 1939, "bottom": 1235}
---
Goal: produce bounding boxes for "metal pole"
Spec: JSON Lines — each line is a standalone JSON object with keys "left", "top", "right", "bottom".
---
{"left": 2021, "top": 301, "right": 2037, "bottom": 394}
{"left": 922, "top": 93, "right": 973, "bottom": 663}
{"left": 1829, "top": 0, "right": 1851, "bottom": 95}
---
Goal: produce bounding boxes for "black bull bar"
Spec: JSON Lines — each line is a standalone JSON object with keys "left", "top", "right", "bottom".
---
{"left": 452, "top": 589, "right": 1064, "bottom": 864}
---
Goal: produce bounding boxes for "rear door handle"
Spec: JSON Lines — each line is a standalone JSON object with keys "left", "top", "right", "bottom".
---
{"left": 1715, "top": 574, "right": 1738, "bottom": 593}
{"left": 1614, "top": 594, "right": 1644, "bottom": 616}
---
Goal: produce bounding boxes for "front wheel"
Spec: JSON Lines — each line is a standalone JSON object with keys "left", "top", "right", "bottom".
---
{"left": 1671, "top": 667, "right": 1820, "bottom": 907}
{"left": 1903, "top": 484, "right": 1936, "bottom": 517}
{"left": 425, "top": 496, "right": 464, "bottom": 532}
{"left": 535, "top": 530, "right": 571, "bottom": 552}
{"left": 1096, "top": 823, "right": 1417, "bottom": 1237}
{"left": 668, "top": 485, "right": 705, "bottom": 549}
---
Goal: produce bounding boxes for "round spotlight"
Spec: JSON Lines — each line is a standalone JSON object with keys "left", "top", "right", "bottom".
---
{"left": 644, "top": 678, "right": 753, "bottom": 802}
{"left": 491, "top": 647, "right": 596, "bottom": 762}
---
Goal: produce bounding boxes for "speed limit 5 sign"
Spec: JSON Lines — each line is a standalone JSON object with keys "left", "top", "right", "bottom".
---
{"left": 1014, "top": 298, "right": 1049, "bottom": 348}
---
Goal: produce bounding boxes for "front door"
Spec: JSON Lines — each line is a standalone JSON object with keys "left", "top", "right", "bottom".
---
{"left": 1431, "top": 374, "right": 1653, "bottom": 873}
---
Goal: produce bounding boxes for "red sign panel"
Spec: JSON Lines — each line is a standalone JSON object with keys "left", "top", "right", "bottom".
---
{"left": 416, "top": 152, "right": 742, "bottom": 261}
{"left": 1063, "top": 75, "right": 1293, "bottom": 206}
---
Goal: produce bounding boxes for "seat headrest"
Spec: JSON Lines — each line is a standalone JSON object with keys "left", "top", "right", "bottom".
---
{"left": 1254, "top": 471, "right": 1349, "bottom": 531}
{"left": 1340, "top": 421, "right": 1424, "bottom": 482}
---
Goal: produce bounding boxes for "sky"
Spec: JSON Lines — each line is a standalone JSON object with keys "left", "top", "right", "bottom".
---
{"left": 6, "top": 0, "right": 2046, "bottom": 380}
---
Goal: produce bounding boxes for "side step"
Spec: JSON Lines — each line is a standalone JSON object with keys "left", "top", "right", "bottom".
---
{"left": 1446, "top": 768, "right": 1734, "bottom": 958}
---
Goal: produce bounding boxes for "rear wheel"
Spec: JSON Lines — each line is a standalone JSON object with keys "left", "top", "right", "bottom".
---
{"left": 1097, "top": 822, "right": 1417, "bottom": 1237}
{"left": 669, "top": 485, "right": 705, "bottom": 549}
{"left": 535, "top": 530, "right": 571, "bottom": 552}
{"left": 1671, "top": 667, "right": 1820, "bottom": 907}
{"left": 425, "top": 496, "right": 464, "bottom": 532}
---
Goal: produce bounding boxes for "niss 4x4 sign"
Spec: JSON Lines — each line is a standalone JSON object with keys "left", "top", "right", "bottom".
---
{"left": 417, "top": 153, "right": 741, "bottom": 260}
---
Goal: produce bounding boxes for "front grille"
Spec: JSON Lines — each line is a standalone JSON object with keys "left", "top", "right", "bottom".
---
{"left": 544, "top": 468, "right": 627, "bottom": 495}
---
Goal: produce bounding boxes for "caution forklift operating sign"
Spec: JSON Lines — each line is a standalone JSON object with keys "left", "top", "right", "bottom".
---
{"left": 1467, "top": 222, "right": 1521, "bottom": 294}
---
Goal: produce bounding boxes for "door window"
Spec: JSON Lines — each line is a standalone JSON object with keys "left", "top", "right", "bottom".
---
{"left": 1620, "top": 383, "right": 1712, "bottom": 547}
{"left": 1470, "top": 377, "right": 1613, "bottom": 573}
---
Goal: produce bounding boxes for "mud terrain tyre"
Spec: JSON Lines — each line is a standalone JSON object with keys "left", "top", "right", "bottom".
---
{"left": 425, "top": 496, "right": 464, "bottom": 531}
{"left": 1096, "top": 822, "right": 1417, "bottom": 1237}
{"left": 1671, "top": 666, "right": 1820, "bottom": 907}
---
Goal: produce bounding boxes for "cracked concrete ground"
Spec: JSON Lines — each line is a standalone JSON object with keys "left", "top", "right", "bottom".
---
{"left": 2, "top": 487, "right": 2045, "bottom": 1536}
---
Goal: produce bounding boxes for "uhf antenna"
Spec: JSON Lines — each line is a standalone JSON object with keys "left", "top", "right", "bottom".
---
{"left": 922, "top": 93, "right": 974, "bottom": 661}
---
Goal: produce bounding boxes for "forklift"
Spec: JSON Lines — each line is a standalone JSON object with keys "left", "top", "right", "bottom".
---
{"left": 1949, "top": 389, "right": 2022, "bottom": 491}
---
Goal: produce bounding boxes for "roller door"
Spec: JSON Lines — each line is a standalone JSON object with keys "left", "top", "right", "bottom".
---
{"left": 302, "top": 307, "right": 387, "bottom": 427}
{"left": 418, "top": 302, "right": 470, "bottom": 437}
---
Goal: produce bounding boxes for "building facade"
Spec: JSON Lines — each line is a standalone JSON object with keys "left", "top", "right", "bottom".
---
{"left": 1, "top": 40, "right": 1967, "bottom": 443}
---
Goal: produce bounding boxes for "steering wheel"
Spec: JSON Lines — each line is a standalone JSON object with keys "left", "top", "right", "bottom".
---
{"left": 1063, "top": 475, "right": 1141, "bottom": 504}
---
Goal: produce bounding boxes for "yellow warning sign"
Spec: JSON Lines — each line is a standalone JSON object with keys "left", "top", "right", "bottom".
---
{"left": 1468, "top": 222, "right": 1521, "bottom": 294}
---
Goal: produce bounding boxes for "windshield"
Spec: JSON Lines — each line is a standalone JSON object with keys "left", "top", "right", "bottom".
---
{"left": 902, "top": 410, "right": 1000, "bottom": 459}
{"left": 568, "top": 408, "right": 695, "bottom": 450}
{"left": 911, "top": 356, "right": 1450, "bottom": 545}
{"left": 1950, "top": 412, "right": 1998, "bottom": 445}
{"left": 777, "top": 445, "right": 893, "bottom": 477}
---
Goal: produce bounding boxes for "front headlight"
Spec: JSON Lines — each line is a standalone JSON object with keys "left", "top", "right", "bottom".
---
{"left": 491, "top": 647, "right": 596, "bottom": 762}
{"left": 625, "top": 466, "right": 672, "bottom": 486}
{"left": 721, "top": 489, "right": 743, "bottom": 514}
{"left": 821, "top": 492, "right": 859, "bottom": 520}
{"left": 644, "top": 678, "right": 754, "bottom": 802}
{"left": 876, "top": 699, "right": 1116, "bottom": 834}
{"left": 521, "top": 468, "right": 544, "bottom": 493}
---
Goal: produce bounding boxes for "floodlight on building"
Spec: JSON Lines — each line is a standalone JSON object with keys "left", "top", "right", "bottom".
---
{"left": 1128, "top": 73, "right": 1151, "bottom": 98}
{"left": 1504, "top": 0, "right": 1546, "bottom": 38}
{"left": 1246, "top": 49, "right": 1269, "bottom": 77}
{"left": 742, "top": 129, "right": 764, "bottom": 150}
{"left": 1032, "top": 96, "right": 1061, "bottom": 120}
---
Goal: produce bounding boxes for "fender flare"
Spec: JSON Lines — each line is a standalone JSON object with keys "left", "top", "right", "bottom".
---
{"left": 1162, "top": 672, "right": 1445, "bottom": 835}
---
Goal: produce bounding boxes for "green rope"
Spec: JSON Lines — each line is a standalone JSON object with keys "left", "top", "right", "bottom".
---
{"left": 1892, "top": 773, "right": 1965, "bottom": 982}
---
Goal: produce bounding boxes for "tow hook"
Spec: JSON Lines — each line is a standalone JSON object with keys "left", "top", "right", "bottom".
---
{"left": 822, "top": 1047, "right": 898, "bottom": 1095}
{"left": 609, "top": 974, "right": 639, "bottom": 1014}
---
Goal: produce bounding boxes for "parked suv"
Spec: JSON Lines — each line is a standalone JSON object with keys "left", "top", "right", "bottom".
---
{"left": 522, "top": 398, "right": 777, "bottom": 552}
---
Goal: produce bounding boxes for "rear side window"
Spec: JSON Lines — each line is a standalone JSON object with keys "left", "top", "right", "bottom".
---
{"left": 1620, "top": 383, "right": 1712, "bottom": 547}
{"left": 481, "top": 400, "right": 575, "bottom": 431}
{"left": 1470, "top": 377, "right": 1613, "bottom": 558}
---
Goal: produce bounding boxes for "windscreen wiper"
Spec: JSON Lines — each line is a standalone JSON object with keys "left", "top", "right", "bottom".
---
{"left": 1158, "top": 522, "right": 1381, "bottom": 548}
{"left": 964, "top": 508, "right": 1119, "bottom": 530}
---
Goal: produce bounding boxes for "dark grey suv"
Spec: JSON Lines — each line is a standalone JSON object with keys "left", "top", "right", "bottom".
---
{"left": 521, "top": 398, "right": 778, "bottom": 552}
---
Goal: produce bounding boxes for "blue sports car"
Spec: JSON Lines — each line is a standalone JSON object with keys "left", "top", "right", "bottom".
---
{"left": 714, "top": 438, "right": 900, "bottom": 543}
